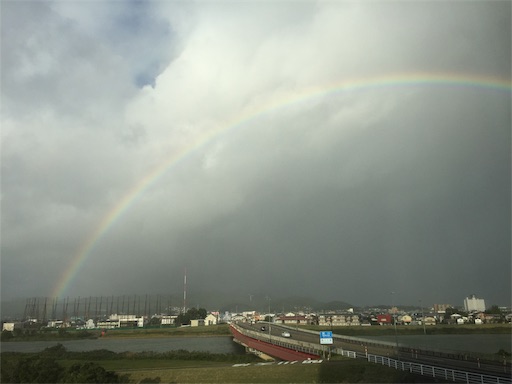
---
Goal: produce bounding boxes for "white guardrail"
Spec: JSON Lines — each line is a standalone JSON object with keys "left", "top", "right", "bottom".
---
{"left": 233, "top": 323, "right": 510, "bottom": 384}
{"left": 366, "top": 354, "right": 512, "bottom": 384}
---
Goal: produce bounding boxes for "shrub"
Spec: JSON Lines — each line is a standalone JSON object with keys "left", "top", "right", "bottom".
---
{"left": 62, "top": 362, "right": 121, "bottom": 383}
{"left": 1, "top": 330, "right": 13, "bottom": 341}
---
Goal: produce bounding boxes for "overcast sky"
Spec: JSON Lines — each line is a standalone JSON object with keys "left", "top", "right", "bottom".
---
{"left": 1, "top": 1, "right": 510, "bottom": 309}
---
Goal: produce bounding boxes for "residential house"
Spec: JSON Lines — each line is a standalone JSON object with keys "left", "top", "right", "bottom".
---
{"left": 205, "top": 313, "right": 217, "bottom": 325}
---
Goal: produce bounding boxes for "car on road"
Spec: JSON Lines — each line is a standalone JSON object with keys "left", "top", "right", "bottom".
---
{"left": 261, "top": 326, "right": 266, "bottom": 331}
{"left": 281, "top": 331, "right": 291, "bottom": 338}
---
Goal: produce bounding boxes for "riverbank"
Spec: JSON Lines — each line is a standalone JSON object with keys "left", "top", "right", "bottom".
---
{"left": 1, "top": 323, "right": 232, "bottom": 342}
{"left": 0, "top": 345, "right": 447, "bottom": 383}
{"left": 3, "top": 323, "right": 509, "bottom": 342}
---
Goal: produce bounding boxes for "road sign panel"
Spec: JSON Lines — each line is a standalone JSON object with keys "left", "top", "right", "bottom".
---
{"left": 320, "top": 331, "right": 333, "bottom": 345}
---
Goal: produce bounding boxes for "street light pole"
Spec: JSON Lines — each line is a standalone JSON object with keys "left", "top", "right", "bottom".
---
{"left": 420, "top": 300, "right": 426, "bottom": 335}
{"left": 266, "top": 296, "right": 271, "bottom": 343}
{"left": 391, "top": 292, "right": 400, "bottom": 363}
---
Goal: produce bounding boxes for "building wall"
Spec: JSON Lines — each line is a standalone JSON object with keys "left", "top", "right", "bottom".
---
{"left": 190, "top": 319, "right": 205, "bottom": 327}
{"left": 2, "top": 322, "right": 20, "bottom": 331}
{"left": 205, "top": 314, "right": 217, "bottom": 325}
{"left": 464, "top": 295, "right": 486, "bottom": 312}
{"left": 433, "top": 304, "right": 452, "bottom": 313}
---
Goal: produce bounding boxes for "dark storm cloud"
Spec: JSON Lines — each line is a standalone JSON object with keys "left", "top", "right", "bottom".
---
{"left": 1, "top": 1, "right": 510, "bottom": 311}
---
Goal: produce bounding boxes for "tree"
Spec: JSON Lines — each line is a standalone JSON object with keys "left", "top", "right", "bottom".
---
{"left": 485, "top": 305, "right": 501, "bottom": 314}
{"left": 62, "top": 362, "right": 121, "bottom": 383}
{"left": 2, "top": 357, "right": 63, "bottom": 383}
{"left": 176, "top": 307, "right": 207, "bottom": 325}
{"left": 149, "top": 316, "right": 161, "bottom": 326}
{"left": 1, "top": 330, "right": 13, "bottom": 341}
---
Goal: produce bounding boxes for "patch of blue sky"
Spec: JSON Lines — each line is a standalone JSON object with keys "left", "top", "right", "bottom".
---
{"left": 55, "top": 0, "right": 172, "bottom": 88}
{"left": 103, "top": 1, "right": 173, "bottom": 88}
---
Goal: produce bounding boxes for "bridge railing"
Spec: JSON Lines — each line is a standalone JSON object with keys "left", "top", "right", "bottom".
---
{"left": 367, "top": 354, "right": 512, "bottom": 384}
{"left": 233, "top": 323, "right": 510, "bottom": 384}
{"left": 231, "top": 323, "right": 328, "bottom": 357}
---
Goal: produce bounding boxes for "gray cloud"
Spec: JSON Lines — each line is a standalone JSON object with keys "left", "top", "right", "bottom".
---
{"left": 1, "top": 1, "right": 510, "bottom": 310}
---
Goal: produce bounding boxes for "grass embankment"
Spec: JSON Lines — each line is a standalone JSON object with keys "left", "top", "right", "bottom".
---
{"left": 120, "top": 359, "right": 448, "bottom": 383}
{"left": 1, "top": 323, "right": 232, "bottom": 342}
{"left": 101, "top": 323, "right": 231, "bottom": 338}
{"left": 1, "top": 345, "right": 446, "bottom": 383}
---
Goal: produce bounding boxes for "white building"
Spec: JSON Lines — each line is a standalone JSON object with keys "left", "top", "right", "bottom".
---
{"left": 464, "top": 294, "right": 486, "bottom": 312}
{"left": 190, "top": 319, "right": 205, "bottom": 327}
{"left": 161, "top": 315, "right": 177, "bottom": 326}
{"left": 205, "top": 313, "right": 218, "bottom": 325}
{"left": 2, "top": 322, "right": 22, "bottom": 332}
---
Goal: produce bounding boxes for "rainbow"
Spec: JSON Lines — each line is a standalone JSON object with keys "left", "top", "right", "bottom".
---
{"left": 51, "top": 72, "right": 510, "bottom": 299}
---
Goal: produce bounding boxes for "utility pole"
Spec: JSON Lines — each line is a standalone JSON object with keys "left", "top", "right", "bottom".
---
{"left": 391, "top": 292, "right": 401, "bottom": 364}
{"left": 87, "top": 296, "right": 92, "bottom": 320}
{"left": 63, "top": 297, "right": 69, "bottom": 325}
{"left": 266, "top": 296, "right": 272, "bottom": 343}
{"left": 52, "top": 297, "right": 58, "bottom": 320}
{"left": 183, "top": 268, "right": 187, "bottom": 314}
{"left": 420, "top": 300, "right": 426, "bottom": 335}
{"left": 76, "top": 297, "right": 81, "bottom": 320}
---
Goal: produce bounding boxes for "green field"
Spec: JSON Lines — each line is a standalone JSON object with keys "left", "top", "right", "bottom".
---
{"left": 116, "top": 359, "right": 447, "bottom": 383}
{"left": 101, "top": 324, "right": 232, "bottom": 338}
{"left": 1, "top": 347, "right": 448, "bottom": 383}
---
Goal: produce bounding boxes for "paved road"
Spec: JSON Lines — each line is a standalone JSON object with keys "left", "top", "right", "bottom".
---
{"left": 236, "top": 322, "right": 511, "bottom": 379}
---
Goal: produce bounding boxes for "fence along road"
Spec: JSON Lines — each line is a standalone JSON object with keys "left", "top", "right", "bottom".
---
{"left": 233, "top": 322, "right": 511, "bottom": 384}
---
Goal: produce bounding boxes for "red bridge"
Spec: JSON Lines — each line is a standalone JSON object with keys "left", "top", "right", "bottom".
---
{"left": 230, "top": 324, "right": 320, "bottom": 361}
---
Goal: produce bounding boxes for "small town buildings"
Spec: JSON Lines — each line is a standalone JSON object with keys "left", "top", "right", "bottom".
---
{"left": 97, "top": 314, "right": 145, "bottom": 328}
{"left": 318, "top": 314, "right": 360, "bottom": 326}
{"left": 275, "top": 314, "right": 308, "bottom": 326}
{"left": 97, "top": 319, "right": 121, "bottom": 329}
{"left": 424, "top": 316, "right": 437, "bottom": 325}
{"left": 47, "top": 320, "right": 64, "bottom": 328}
{"left": 161, "top": 315, "right": 177, "bottom": 326}
{"left": 377, "top": 314, "right": 392, "bottom": 325}
{"left": 433, "top": 304, "right": 452, "bottom": 313}
{"left": 230, "top": 314, "right": 247, "bottom": 322}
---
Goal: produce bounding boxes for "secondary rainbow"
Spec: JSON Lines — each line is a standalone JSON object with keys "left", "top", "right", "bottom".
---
{"left": 51, "top": 71, "right": 511, "bottom": 299}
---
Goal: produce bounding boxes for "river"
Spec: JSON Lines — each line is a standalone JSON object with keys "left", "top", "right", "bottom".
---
{"left": 357, "top": 334, "right": 511, "bottom": 355}
{"left": 1, "top": 334, "right": 509, "bottom": 356}
{"left": 0, "top": 335, "right": 245, "bottom": 354}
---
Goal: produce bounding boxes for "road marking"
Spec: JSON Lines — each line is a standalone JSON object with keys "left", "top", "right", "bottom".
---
{"left": 302, "top": 359, "right": 323, "bottom": 364}
{"left": 232, "top": 360, "right": 323, "bottom": 367}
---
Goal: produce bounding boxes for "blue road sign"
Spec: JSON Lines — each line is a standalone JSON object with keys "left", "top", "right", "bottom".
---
{"left": 320, "top": 331, "right": 333, "bottom": 345}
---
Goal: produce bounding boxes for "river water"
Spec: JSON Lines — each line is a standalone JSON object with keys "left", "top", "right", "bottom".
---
{"left": 1, "top": 334, "right": 509, "bottom": 356}
{"left": 0, "top": 335, "right": 244, "bottom": 354}
{"left": 357, "top": 334, "right": 511, "bottom": 355}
